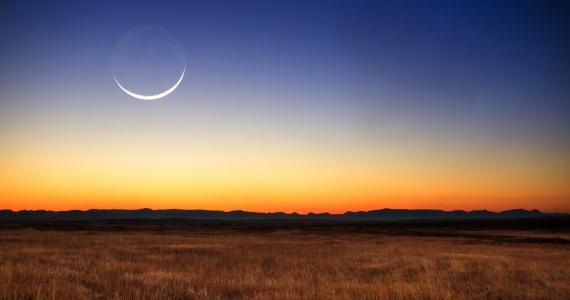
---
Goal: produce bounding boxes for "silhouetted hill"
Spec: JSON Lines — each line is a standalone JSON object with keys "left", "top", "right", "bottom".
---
{"left": 0, "top": 208, "right": 563, "bottom": 221}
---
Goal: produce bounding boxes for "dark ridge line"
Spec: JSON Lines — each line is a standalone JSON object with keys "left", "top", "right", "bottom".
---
{"left": 0, "top": 208, "right": 566, "bottom": 221}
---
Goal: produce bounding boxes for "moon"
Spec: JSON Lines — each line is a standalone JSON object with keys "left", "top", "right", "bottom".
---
{"left": 113, "top": 66, "right": 185, "bottom": 101}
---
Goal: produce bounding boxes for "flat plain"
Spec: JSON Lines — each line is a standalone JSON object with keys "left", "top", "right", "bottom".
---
{"left": 0, "top": 219, "right": 568, "bottom": 299}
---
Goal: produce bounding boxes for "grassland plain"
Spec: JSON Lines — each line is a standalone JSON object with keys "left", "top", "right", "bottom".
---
{"left": 0, "top": 221, "right": 568, "bottom": 299}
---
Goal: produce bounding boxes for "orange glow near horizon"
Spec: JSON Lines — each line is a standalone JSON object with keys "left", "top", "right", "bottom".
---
{"left": 1, "top": 123, "right": 569, "bottom": 213}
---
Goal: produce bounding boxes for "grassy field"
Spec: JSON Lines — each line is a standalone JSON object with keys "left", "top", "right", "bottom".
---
{"left": 0, "top": 220, "right": 568, "bottom": 299}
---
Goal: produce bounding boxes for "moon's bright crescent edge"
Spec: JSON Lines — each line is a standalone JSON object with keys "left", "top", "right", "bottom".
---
{"left": 113, "top": 66, "right": 185, "bottom": 100}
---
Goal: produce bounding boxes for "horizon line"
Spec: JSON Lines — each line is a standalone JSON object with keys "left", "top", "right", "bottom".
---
{"left": 2, "top": 207, "right": 568, "bottom": 215}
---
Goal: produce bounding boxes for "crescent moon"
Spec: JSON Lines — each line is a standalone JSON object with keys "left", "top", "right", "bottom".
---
{"left": 113, "top": 66, "right": 185, "bottom": 100}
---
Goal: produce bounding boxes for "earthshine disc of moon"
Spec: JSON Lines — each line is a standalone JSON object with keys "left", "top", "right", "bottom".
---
{"left": 111, "top": 26, "right": 186, "bottom": 101}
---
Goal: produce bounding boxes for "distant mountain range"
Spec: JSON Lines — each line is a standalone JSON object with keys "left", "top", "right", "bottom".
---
{"left": 0, "top": 208, "right": 565, "bottom": 221}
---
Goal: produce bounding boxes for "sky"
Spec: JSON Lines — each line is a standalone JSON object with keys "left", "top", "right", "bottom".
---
{"left": 1, "top": 0, "right": 569, "bottom": 213}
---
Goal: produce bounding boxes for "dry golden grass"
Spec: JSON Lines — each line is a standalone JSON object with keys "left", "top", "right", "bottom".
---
{"left": 0, "top": 226, "right": 568, "bottom": 299}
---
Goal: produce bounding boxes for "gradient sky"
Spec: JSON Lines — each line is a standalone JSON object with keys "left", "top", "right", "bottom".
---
{"left": 1, "top": 0, "right": 569, "bottom": 212}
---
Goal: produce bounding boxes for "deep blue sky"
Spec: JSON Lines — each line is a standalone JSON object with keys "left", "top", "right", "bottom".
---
{"left": 2, "top": 0, "right": 569, "bottom": 133}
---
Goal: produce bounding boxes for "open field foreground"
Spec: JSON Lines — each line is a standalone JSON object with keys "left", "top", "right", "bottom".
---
{"left": 0, "top": 220, "right": 569, "bottom": 299}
